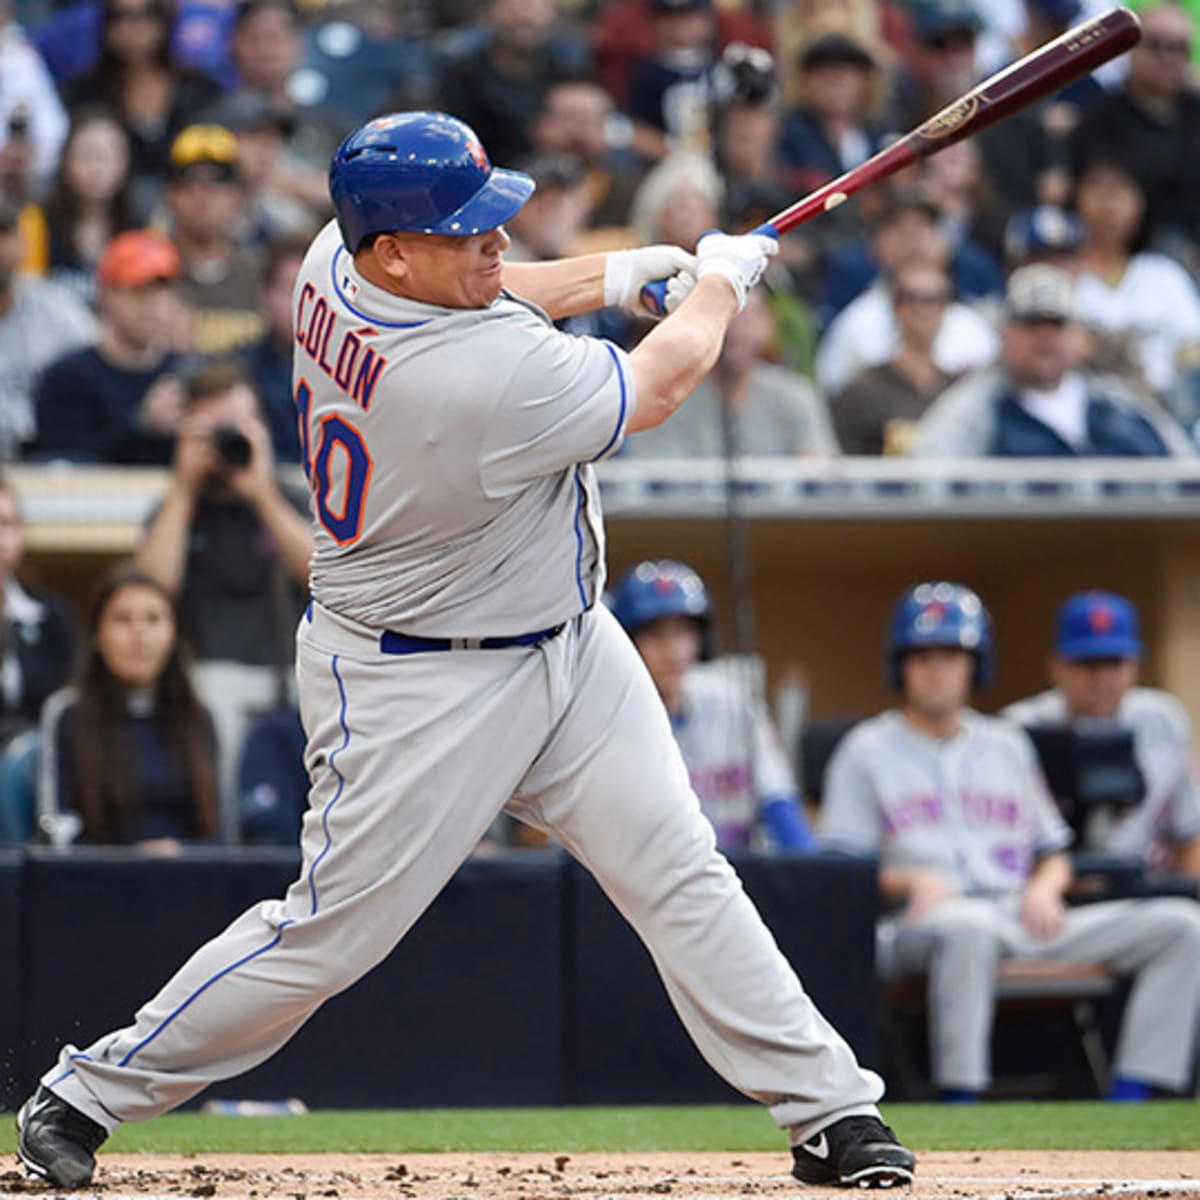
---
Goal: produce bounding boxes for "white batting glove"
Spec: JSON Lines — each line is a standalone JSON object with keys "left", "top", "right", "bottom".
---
{"left": 604, "top": 244, "right": 697, "bottom": 314}
{"left": 695, "top": 231, "right": 779, "bottom": 311}
{"left": 664, "top": 270, "right": 696, "bottom": 314}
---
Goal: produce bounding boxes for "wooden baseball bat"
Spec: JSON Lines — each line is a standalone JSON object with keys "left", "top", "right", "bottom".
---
{"left": 641, "top": 6, "right": 1141, "bottom": 313}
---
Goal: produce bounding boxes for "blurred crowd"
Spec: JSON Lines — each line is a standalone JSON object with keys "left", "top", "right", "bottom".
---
{"left": 3, "top": 0, "right": 1200, "bottom": 465}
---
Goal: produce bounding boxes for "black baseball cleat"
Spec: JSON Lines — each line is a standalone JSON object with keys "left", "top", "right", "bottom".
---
{"left": 791, "top": 1115, "right": 916, "bottom": 1188}
{"left": 16, "top": 1085, "right": 108, "bottom": 1188}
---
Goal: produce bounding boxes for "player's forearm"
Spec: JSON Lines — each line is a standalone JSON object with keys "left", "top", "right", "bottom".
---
{"left": 135, "top": 485, "right": 194, "bottom": 595}
{"left": 626, "top": 278, "right": 738, "bottom": 433}
{"left": 1027, "top": 850, "right": 1072, "bottom": 898}
{"left": 878, "top": 866, "right": 932, "bottom": 906}
{"left": 1174, "top": 834, "right": 1200, "bottom": 883}
{"left": 502, "top": 256, "right": 607, "bottom": 320}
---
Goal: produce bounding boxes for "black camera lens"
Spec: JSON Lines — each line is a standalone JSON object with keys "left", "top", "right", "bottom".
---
{"left": 213, "top": 425, "right": 253, "bottom": 468}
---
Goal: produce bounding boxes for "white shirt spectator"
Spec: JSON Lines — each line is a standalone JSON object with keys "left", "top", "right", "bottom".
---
{"left": 0, "top": 277, "right": 96, "bottom": 458}
{"left": 816, "top": 281, "right": 1000, "bottom": 396}
{"left": 1072, "top": 253, "right": 1200, "bottom": 395}
{"left": 0, "top": 20, "right": 69, "bottom": 184}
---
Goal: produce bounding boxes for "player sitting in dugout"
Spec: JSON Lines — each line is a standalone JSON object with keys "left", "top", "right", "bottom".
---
{"left": 610, "top": 559, "right": 813, "bottom": 854}
{"left": 1004, "top": 591, "right": 1200, "bottom": 890}
{"left": 819, "top": 581, "right": 1200, "bottom": 1103}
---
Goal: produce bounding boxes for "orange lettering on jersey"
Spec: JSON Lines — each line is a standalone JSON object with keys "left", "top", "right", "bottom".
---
{"left": 334, "top": 331, "right": 362, "bottom": 392}
{"left": 296, "top": 282, "right": 315, "bottom": 345}
{"left": 353, "top": 347, "right": 386, "bottom": 411}
{"left": 318, "top": 308, "right": 337, "bottom": 376}
{"left": 305, "top": 297, "right": 328, "bottom": 358}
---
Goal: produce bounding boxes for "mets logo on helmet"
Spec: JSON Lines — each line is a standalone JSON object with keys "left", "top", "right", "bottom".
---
{"left": 466, "top": 137, "right": 490, "bottom": 171}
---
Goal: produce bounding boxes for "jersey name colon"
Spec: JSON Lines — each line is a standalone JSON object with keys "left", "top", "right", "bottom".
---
{"left": 292, "top": 222, "right": 633, "bottom": 636}
{"left": 821, "top": 710, "right": 1072, "bottom": 896}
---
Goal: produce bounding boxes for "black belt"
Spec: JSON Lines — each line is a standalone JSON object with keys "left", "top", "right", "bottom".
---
{"left": 379, "top": 623, "right": 565, "bottom": 656}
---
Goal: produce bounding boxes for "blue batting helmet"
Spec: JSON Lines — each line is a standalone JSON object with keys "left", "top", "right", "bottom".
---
{"left": 329, "top": 111, "right": 535, "bottom": 251}
{"left": 609, "top": 560, "right": 713, "bottom": 652}
{"left": 887, "top": 581, "right": 995, "bottom": 691}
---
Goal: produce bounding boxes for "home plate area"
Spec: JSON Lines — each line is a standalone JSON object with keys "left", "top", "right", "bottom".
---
{"left": 2, "top": 1151, "right": 1198, "bottom": 1200}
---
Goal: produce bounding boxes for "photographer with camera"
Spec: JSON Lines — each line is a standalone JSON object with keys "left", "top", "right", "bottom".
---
{"left": 135, "top": 361, "right": 311, "bottom": 833}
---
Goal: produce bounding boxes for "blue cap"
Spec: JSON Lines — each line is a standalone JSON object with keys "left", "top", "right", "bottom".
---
{"left": 913, "top": 0, "right": 983, "bottom": 40}
{"left": 1055, "top": 592, "right": 1142, "bottom": 660}
{"left": 1027, "top": 0, "right": 1082, "bottom": 27}
{"left": 1004, "top": 206, "right": 1085, "bottom": 264}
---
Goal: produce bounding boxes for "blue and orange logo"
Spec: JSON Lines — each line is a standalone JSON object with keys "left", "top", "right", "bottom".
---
{"left": 466, "top": 137, "right": 490, "bottom": 172}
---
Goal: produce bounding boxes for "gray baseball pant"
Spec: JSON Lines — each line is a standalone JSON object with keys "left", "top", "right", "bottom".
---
{"left": 878, "top": 894, "right": 1200, "bottom": 1092}
{"left": 43, "top": 603, "right": 882, "bottom": 1139}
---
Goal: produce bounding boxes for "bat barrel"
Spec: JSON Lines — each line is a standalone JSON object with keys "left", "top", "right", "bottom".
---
{"left": 910, "top": 6, "right": 1141, "bottom": 155}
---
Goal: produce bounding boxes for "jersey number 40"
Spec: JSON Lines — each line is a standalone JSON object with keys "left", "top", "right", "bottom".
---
{"left": 295, "top": 379, "right": 374, "bottom": 545}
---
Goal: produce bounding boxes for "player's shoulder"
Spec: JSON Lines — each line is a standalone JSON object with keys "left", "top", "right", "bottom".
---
{"left": 298, "top": 220, "right": 342, "bottom": 277}
{"left": 1000, "top": 688, "right": 1063, "bottom": 727}
{"left": 1122, "top": 687, "right": 1192, "bottom": 740}
{"left": 682, "top": 661, "right": 751, "bottom": 714}
{"left": 833, "top": 710, "right": 902, "bottom": 761}
{"left": 964, "top": 709, "right": 1039, "bottom": 755}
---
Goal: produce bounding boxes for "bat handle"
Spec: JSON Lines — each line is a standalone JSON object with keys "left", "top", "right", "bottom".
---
{"left": 638, "top": 221, "right": 781, "bottom": 316}
{"left": 639, "top": 277, "right": 671, "bottom": 317}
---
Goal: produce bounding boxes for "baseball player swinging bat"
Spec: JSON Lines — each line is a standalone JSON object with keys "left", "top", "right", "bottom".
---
{"left": 641, "top": 5, "right": 1142, "bottom": 314}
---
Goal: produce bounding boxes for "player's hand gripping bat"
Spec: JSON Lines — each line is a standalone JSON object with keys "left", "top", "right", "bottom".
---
{"left": 641, "top": 6, "right": 1142, "bottom": 315}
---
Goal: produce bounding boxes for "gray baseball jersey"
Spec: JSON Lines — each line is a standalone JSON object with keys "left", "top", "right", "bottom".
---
{"left": 295, "top": 220, "right": 629, "bottom": 636}
{"left": 37, "top": 218, "right": 886, "bottom": 1146}
{"left": 1003, "top": 686, "right": 1200, "bottom": 871}
{"left": 821, "top": 709, "right": 1072, "bottom": 895}
{"left": 821, "top": 708, "right": 1200, "bottom": 1094}
{"left": 672, "top": 660, "right": 798, "bottom": 849}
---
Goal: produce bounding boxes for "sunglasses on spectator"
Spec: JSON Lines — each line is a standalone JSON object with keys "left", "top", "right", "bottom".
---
{"left": 1142, "top": 36, "right": 1192, "bottom": 55}
{"left": 895, "top": 288, "right": 952, "bottom": 305}
{"left": 109, "top": 3, "right": 165, "bottom": 22}
{"left": 925, "top": 29, "right": 976, "bottom": 51}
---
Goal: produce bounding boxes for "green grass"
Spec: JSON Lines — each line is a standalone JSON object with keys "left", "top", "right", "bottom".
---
{"left": 1, "top": 1102, "right": 1197, "bottom": 1156}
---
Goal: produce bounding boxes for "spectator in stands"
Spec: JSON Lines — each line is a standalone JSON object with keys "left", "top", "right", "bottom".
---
{"left": 625, "top": 0, "right": 719, "bottom": 159}
{"left": 38, "top": 110, "right": 137, "bottom": 306}
{"left": 135, "top": 361, "right": 310, "bottom": 806}
{"left": 629, "top": 150, "right": 722, "bottom": 252}
{"left": 0, "top": 197, "right": 97, "bottom": 461}
{"left": 1004, "top": 592, "right": 1200, "bottom": 889}
{"left": 911, "top": 263, "right": 1195, "bottom": 457}
{"left": 893, "top": 0, "right": 985, "bottom": 128}
{"left": 200, "top": 92, "right": 318, "bottom": 246}
{"left": 628, "top": 287, "right": 838, "bottom": 457}
{"left": 0, "top": 0, "right": 69, "bottom": 188}
{"left": 821, "top": 580, "right": 1200, "bottom": 1102}
{"left": 974, "top": 0, "right": 1103, "bottom": 223}
{"left": 832, "top": 258, "right": 959, "bottom": 455}
{"left": 224, "top": 0, "right": 340, "bottom": 213}
{"left": 1070, "top": 157, "right": 1200, "bottom": 403}
{"left": 1068, "top": 3, "right": 1200, "bottom": 265}
{"left": 238, "top": 703, "right": 306, "bottom": 843}
{"left": 65, "top": 0, "right": 222, "bottom": 216}
{"left": 135, "top": 360, "right": 311, "bottom": 671}
{"left": 163, "top": 124, "right": 266, "bottom": 357}
{"left": 610, "top": 560, "right": 814, "bottom": 854}
{"left": 439, "top": 0, "right": 588, "bottom": 169}
{"left": 1002, "top": 204, "right": 1084, "bottom": 271}
{"left": 921, "top": 138, "right": 1008, "bottom": 271}
{"left": 816, "top": 199, "right": 999, "bottom": 396}
{"left": 33, "top": 229, "right": 185, "bottom": 465}
{"left": 820, "top": 189, "right": 1002, "bottom": 332}
{"left": 777, "top": 23, "right": 888, "bottom": 197}
{"left": 529, "top": 78, "right": 644, "bottom": 229}
{"left": 38, "top": 562, "right": 218, "bottom": 851}
{"left": 0, "top": 477, "right": 76, "bottom": 747}
{"left": 238, "top": 233, "right": 306, "bottom": 465}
